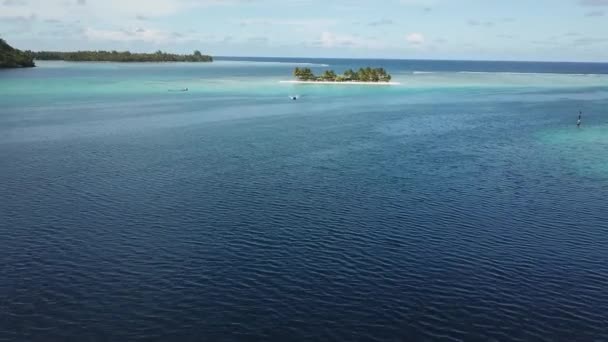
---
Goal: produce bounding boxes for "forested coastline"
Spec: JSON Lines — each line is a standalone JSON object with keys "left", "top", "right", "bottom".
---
{"left": 32, "top": 50, "right": 213, "bottom": 63}
{"left": 0, "top": 38, "right": 35, "bottom": 68}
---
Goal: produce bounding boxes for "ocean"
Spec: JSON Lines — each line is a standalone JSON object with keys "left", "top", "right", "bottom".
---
{"left": 1, "top": 58, "right": 607, "bottom": 341}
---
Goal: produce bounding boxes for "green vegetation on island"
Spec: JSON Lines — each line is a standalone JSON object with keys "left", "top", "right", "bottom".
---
{"left": 0, "top": 38, "right": 35, "bottom": 68}
{"left": 293, "top": 67, "right": 392, "bottom": 82}
{"left": 31, "top": 50, "right": 213, "bottom": 63}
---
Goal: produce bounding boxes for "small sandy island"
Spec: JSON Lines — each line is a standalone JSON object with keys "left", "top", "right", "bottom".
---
{"left": 280, "top": 80, "right": 401, "bottom": 86}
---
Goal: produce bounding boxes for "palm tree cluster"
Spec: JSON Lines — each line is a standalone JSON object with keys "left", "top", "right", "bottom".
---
{"left": 293, "top": 67, "right": 391, "bottom": 82}
{"left": 293, "top": 67, "right": 316, "bottom": 80}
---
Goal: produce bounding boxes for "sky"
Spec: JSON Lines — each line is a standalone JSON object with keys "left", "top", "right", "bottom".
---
{"left": 1, "top": 0, "right": 607, "bottom": 62}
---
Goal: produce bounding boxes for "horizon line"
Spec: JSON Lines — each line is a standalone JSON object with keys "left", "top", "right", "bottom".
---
{"left": 215, "top": 55, "right": 608, "bottom": 65}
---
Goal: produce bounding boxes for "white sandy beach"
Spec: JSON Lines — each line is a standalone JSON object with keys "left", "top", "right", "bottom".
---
{"left": 279, "top": 80, "right": 401, "bottom": 85}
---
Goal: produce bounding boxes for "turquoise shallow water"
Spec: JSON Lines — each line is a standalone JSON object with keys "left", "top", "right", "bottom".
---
{"left": 538, "top": 124, "right": 608, "bottom": 176}
{"left": 1, "top": 59, "right": 608, "bottom": 341}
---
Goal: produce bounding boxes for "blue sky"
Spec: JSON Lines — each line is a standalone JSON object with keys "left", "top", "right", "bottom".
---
{"left": 1, "top": 0, "right": 607, "bottom": 61}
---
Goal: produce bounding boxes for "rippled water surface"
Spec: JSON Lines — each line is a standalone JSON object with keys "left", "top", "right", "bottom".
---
{"left": 1, "top": 59, "right": 608, "bottom": 341}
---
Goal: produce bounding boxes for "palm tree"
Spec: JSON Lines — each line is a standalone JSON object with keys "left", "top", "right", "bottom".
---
{"left": 302, "top": 68, "right": 314, "bottom": 80}
{"left": 357, "top": 67, "right": 371, "bottom": 82}
{"left": 293, "top": 67, "right": 315, "bottom": 80}
{"left": 370, "top": 68, "right": 380, "bottom": 82}
{"left": 322, "top": 70, "right": 337, "bottom": 81}
{"left": 343, "top": 69, "right": 356, "bottom": 80}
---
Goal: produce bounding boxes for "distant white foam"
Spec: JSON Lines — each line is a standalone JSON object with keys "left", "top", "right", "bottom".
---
{"left": 215, "top": 60, "right": 329, "bottom": 67}
{"left": 457, "top": 71, "right": 536, "bottom": 75}
{"left": 299, "top": 63, "right": 330, "bottom": 67}
{"left": 412, "top": 71, "right": 436, "bottom": 74}
{"left": 456, "top": 71, "right": 603, "bottom": 76}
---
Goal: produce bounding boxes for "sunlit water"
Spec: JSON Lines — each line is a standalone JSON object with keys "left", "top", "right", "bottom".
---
{"left": 1, "top": 59, "right": 608, "bottom": 341}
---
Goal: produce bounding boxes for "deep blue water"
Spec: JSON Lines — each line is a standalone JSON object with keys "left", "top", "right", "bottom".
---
{"left": 219, "top": 56, "right": 608, "bottom": 74}
{"left": 1, "top": 58, "right": 608, "bottom": 341}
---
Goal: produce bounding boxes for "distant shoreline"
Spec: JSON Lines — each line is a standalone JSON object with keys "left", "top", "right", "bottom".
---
{"left": 280, "top": 80, "right": 400, "bottom": 85}
{"left": 31, "top": 50, "right": 213, "bottom": 63}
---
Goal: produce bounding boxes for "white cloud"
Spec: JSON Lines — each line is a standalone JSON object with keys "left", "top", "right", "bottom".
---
{"left": 84, "top": 27, "right": 179, "bottom": 43}
{"left": 239, "top": 18, "right": 338, "bottom": 31}
{"left": 405, "top": 32, "right": 425, "bottom": 44}
{"left": 317, "top": 31, "right": 387, "bottom": 49}
{"left": 319, "top": 31, "right": 354, "bottom": 48}
{"left": 400, "top": 0, "right": 437, "bottom": 5}
{"left": 585, "top": 10, "right": 605, "bottom": 16}
{"left": 2, "top": 0, "right": 28, "bottom": 6}
{"left": 579, "top": 0, "right": 608, "bottom": 6}
{"left": 0, "top": 0, "right": 252, "bottom": 20}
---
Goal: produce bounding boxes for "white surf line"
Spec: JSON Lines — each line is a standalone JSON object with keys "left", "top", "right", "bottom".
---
{"left": 279, "top": 80, "right": 401, "bottom": 86}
